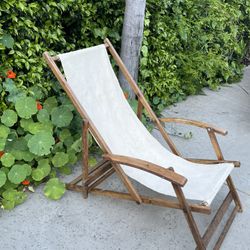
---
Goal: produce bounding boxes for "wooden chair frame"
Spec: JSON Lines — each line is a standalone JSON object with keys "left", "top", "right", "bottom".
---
{"left": 43, "top": 38, "right": 242, "bottom": 249}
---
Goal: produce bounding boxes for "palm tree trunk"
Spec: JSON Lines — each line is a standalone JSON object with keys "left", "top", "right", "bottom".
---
{"left": 119, "top": 0, "right": 146, "bottom": 99}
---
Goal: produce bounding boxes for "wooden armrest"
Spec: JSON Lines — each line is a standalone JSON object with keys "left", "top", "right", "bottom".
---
{"left": 103, "top": 154, "right": 187, "bottom": 187}
{"left": 159, "top": 117, "right": 228, "bottom": 136}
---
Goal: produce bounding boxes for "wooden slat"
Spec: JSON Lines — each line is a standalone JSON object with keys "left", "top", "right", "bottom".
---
{"left": 82, "top": 120, "right": 89, "bottom": 180}
{"left": 185, "top": 158, "right": 240, "bottom": 168}
{"left": 85, "top": 162, "right": 112, "bottom": 186}
{"left": 159, "top": 117, "right": 227, "bottom": 136}
{"left": 214, "top": 206, "right": 238, "bottom": 250}
{"left": 90, "top": 188, "right": 211, "bottom": 214}
{"left": 88, "top": 168, "right": 115, "bottom": 191}
{"left": 202, "top": 192, "right": 233, "bottom": 247}
{"left": 103, "top": 154, "right": 187, "bottom": 187}
{"left": 68, "top": 174, "right": 82, "bottom": 185}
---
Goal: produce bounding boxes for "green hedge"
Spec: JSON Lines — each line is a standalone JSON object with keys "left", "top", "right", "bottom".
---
{"left": 0, "top": 0, "right": 123, "bottom": 94}
{"left": 140, "top": 0, "right": 250, "bottom": 110}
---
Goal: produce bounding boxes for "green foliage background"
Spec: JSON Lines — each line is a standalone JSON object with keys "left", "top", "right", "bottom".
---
{"left": 0, "top": 0, "right": 249, "bottom": 209}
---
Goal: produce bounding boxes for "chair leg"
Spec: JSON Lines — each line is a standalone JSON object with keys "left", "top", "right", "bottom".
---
{"left": 226, "top": 175, "right": 243, "bottom": 212}
{"left": 172, "top": 183, "right": 206, "bottom": 249}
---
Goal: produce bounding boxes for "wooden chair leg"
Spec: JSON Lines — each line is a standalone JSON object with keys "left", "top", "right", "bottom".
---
{"left": 226, "top": 175, "right": 243, "bottom": 212}
{"left": 172, "top": 183, "right": 205, "bottom": 249}
{"left": 82, "top": 120, "right": 89, "bottom": 199}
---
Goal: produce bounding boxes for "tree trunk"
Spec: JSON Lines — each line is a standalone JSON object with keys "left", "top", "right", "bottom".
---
{"left": 119, "top": 0, "right": 146, "bottom": 99}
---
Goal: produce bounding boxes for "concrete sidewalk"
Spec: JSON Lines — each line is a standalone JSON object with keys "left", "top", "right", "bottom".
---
{"left": 0, "top": 67, "right": 249, "bottom": 250}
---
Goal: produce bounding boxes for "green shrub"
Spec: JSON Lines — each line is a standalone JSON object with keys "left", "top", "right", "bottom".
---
{"left": 0, "top": 70, "right": 87, "bottom": 209}
{"left": 140, "top": 0, "right": 250, "bottom": 111}
{"left": 0, "top": 0, "right": 123, "bottom": 94}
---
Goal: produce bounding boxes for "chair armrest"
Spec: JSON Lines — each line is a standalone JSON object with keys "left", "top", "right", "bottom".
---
{"left": 103, "top": 154, "right": 187, "bottom": 187}
{"left": 159, "top": 117, "right": 228, "bottom": 136}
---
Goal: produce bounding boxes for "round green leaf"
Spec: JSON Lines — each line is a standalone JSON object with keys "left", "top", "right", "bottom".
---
{"left": 1, "top": 199, "right": 15, "bottom": 210}
{"left": 43, "top": 178, "right": 65, "bottom": 200}
{"left": 37, "top": 109, "right": 50, "bottom": 122}
{"left": 0, "top": 34, "right": 14, "bottom": 49}
{"left": 37, "top": 159, "right": 51, "bottom": 176}
{"left": 8, "top": 164, "right": 27, "bottom": 184}
{"left": 22, "top": 164, "right": 32, "bottom": 176}
{"left": 0, "top": 125, "right": 10, "bottom": 138}
{"left": 1, "top": 110, "right": 18, "bottom": 127}
{"left": 59, "top": 129, "right": 71, "bottom": 142}
{"left": 2, "top": 189, "right": 17, "bottom": 200}
{"left": 1, "top": 153, "right": 15, "bottom": 167}
{"left": 51, "top": 106, "right": 73, "bottom": 127}
{"left": 15, "top": 97, "right": 37, "bottom": 119}
{"left": 52, "top": 152, "right": 69, "bottom": 168}
{"left": 0, "top": 170, "right": 7, "bottom": 187}
{"left": 28, "top": 122, "right": 53, "bottom": 134}
{"left": 32, "top": 168, "right": 45, "bottom": 181}
{"left": 44, "top": 96, "right": 58, "bottom": 113}
{"left": 27, "top": 131, "right": 55, "bottom": 156}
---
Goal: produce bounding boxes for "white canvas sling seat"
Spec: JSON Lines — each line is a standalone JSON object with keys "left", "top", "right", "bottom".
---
{"left": 58, "top": 44, "right": 234, "bottom": 206}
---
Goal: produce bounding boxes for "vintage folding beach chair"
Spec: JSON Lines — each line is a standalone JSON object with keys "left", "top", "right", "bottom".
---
{"left": 43, "top": 38, "right": 242, "bottom": 249}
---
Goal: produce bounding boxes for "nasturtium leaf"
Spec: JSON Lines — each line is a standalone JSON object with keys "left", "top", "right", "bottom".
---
{"left": 29, "top": 86, "right": 44, "bottom": 100}
{"left": 0, "top": 125, "right": 10, "bottom": 138}
{"left": 10, "top": 150, "right": 24, "bottom": 160}
{"left": 8, "top": 164, "right": 27, "bottom": 184}
{"left": 67, "top": 151, "right": 77, "bottom": 164}
{"left": 22, "top": 151, "right": 35, "bottom": 162}
{"left": 27, "top": 131, "right": 55, "bottom": 156}
{"left": 51, "top": 106, "right": 73, "bottom": 127}
{"left": 2, "top": 180, "right": 18, "bottom": 190}
{"left": 11, "top": 137, "right": 28, "bottom": 151}
{"left": 0, "top": 138, "right": 6, "bottom": 151}
{"left": 37, "top": 109, "right": 50, "bottom": 122}
{"left": 88, "top": 156, "right": 97, "bottom": 167}
{"left": 64, "top": 136, "right": 74, "bottom": 148}
{"left": 15, "top": 97, "right": 37, "bottom": 119}
{"left": 0, "top": 170, "right": 7, "bottom": 187}
{"left": 32, "top": 168, "right": 45, "bottom": 181}
{"left": 37, "top": 159, "right": 51, "bottom": 176}
{"left": 20, "top": 118, "right": 34, "bottom": 131}
{"left": 44, "top": 96, "right": 58, "bottom": 113}
{"left": 71, "top": 138, "right": 82, "bottom": 152}
{"left": 59, "top": 129, "right": 71, "bottom": 142}
{"left": 24, "top": 134, "right": 32, "bottom": 142}
{"left": 22, "top": 164, "right": 32, "bottom": 176}
{"left": 17, "top": 127, "right": 25, "bottom": 135}
{"left": 1, "top": 153, "right": 15, "bottom": 167}
{"left": 28, "top": 122, "right": 53, "bottom": 134}
{"left": 43, "top": 178, "right": 65, "bottom": 200}
{"left": 2, "top": 189, "right": 17, "bottom": 201}
{"left": 52, "top": 152, "right": 69, "bottom": 167}
{"left": 3, "top": 79, "right": 16, "bottom": 93}
{"left": 0, "top": 34, "right": 14, "bottom": 48}
{"left": 1, "top": 110, "right": 18, "bottom": 127}
{"left": 2, "top": 189, "right": 27, "bottom": 207}
{"left": 1, "top": 199, "right": 15, "bottom": 210}
{"left": 14, "top": 191, "right": 27, "bottom": 205}
{"left": 59, "top": 96, "right": 75, "bottom": 111}
{"left": 58, "top": 166, "right": 72, "bottom": 175}
{"left": 153, "top": 96, "right": 160, "bottom": 105}
{"left": 7, "top": 91, "right": 26, "bottom": 104}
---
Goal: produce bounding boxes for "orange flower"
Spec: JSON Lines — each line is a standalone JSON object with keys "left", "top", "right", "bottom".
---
{"left": 36, "top": 101, "right": 43, "bottom": 110}
{"left": 123, "top": 91, "right": 129, "bottom": 100}
{"left": 6, "top": 70, "right": 16, "bottom": 79}
{"left": 0, "top": 151, "right": 4, "bottom": 158}
{"left": 22, "top": 180, "right": 30, "bottom": 186}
